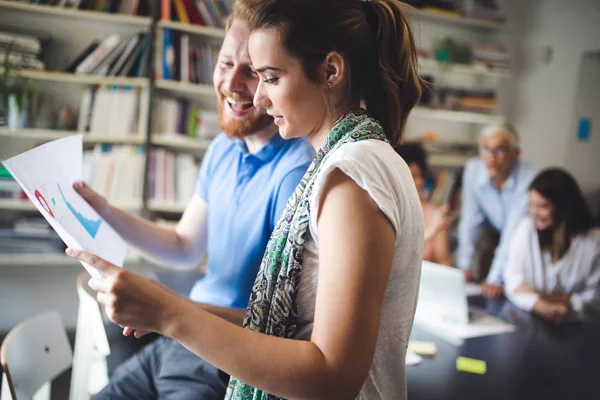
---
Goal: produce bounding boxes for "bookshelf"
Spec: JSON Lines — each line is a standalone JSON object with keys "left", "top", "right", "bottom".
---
{"left": 0, "top": 128, "right": 145, "bottom": 144}
{"left": 155, "top": 79, "right": 215, "bottom": 98}
{"left": 414, "top": 8, "right": 506, "bottom": 31}
{"left": 146, "top": 200, "right": 186, "bottom": 214}
{"left": 0, "top": 251, "right": 142, "bottom": 267}
{"left": 151, "top": 134, "right": 212, "bottom": 152}
{"left": 418, "top": 58, "right": 510, "bottom": 79}
{"left": 0, "top": 1, "right": 512, "bottom": 248}
{"left": 0, "top": 0, "right": 152, "bottom": 26}
{"left": 0, "top": 198, "right": 143, "bottom": 212}
{"left": 158, "top": 20, "right": 226, "bottom": 40}
{"left": 411, "top": 107, "right": 505, "bottom": 125}
{"left": 5, "top": 69, "right": 150, "bottom": 87}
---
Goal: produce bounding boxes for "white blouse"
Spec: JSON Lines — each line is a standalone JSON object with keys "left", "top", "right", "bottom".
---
{"left": 504, "top": 218, "right": 600, "bottom": 319}
{"left": 295, "top": 139, "right": 424, "bottom": 400}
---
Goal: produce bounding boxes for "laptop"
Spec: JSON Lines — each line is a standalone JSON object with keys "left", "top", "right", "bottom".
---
{"left": 414, "top": 261, "right": 515, "bottom": 345}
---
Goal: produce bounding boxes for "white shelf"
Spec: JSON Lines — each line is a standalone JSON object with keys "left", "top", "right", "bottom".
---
{"left": 0, "top": 199, "right": 143, "bottom": 212}
{"left": 0, "top": 200, "right": 37, "bottom": 211}
{"left": 147, "top": 201, "right": 186, "bottom": 214}
{"left": 418, "top": 58, "right": 510, "bottom": 78}
{"left": 411, "top": 107, "right": 505, "bottom": 125}
{"left": 0, "top": 252, "right": 141, "bottom": 266}
{"left": 151, "top": 135, "right": 213, "bottom": 151}
{"left": 158, "top": 20, "right": 226, "bottom": 40}
{"left": 0, "top": 128, "right": 146, "bottom": 144}
{"left": 414, "top": 9, "right": 506, "bottom": 30}
{"left": 6, "top": 69, "right": 150, "bottom": 87}
{"left": 0, "top": 0, "right": 152, "bottom": 26}
{"left": 155, "top": 79, "right": 216, "bottom": 97}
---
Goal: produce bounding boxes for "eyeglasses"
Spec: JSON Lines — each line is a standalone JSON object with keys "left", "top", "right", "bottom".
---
{"left": 480, "top": 146, "right": 511, "bottom": 158}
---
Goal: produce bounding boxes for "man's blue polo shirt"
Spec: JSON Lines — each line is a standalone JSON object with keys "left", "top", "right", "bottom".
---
{"left": 189, "top": 132, "right": 315, "bottom": 308}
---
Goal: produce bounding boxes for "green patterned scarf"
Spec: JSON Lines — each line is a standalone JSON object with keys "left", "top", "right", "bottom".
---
{"left": 226, "top": 109, "right": 388, "bottom": 400}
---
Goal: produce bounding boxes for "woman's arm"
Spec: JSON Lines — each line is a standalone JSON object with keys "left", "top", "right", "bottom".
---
{"left": 73, "top": 169, "right": 396, "bottom": 400}
{"left": 570, "top": 251, "right": 600, "bottom": 319}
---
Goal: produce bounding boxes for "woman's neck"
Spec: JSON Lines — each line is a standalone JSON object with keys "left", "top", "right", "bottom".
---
{"left": 307, "top": 103, "right": 361, "bottom": 151}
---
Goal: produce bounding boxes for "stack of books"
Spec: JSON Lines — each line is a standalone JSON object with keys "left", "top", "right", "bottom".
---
{"left": 0, "top": 29, "right": 44, "bottom": 70}
{"left": 0, "top": 217, "right": 65, "bottom": 255}
{"left": 13, "top": 0, "right": 151, "bottom": 17}
{"left": 435, "top": 87, "right": 497, "bottom": 114}
{"left": 471, "top": 43, "right": 509, "bottom": 71}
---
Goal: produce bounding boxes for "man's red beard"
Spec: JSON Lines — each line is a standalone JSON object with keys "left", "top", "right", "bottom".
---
{"left": 217, "top": 90, "right": 274, "bottom": 139}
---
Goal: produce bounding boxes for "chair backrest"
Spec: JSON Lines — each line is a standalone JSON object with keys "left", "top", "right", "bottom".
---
{"left": 1, "top": 311, "right": 72, "bottom": 399}
{"left": 69, "top": 271, "right": 110, "bottom": 400}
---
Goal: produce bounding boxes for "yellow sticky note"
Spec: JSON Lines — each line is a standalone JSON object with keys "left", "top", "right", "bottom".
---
{"left": 408, "top": 340, "right": 437, "bottom": 357}
{"left": 456, "top": 356, "right": 487, "bottom": 375}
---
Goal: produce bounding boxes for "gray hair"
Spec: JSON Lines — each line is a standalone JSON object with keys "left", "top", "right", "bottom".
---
{"left": 479, "top": 124, "right": 519, "bottom": 148}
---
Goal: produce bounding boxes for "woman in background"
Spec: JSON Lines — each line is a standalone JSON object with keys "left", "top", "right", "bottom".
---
{"left": 504, "top": 168, "right": 600, "bottom": 323}
{"left": 396, "top": 142, "right": 453, "bottom": 266}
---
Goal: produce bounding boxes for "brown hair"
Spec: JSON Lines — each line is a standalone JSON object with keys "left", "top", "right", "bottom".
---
{"left": 233, "top": 0, "right": 422, "bottom": 145}
{"left": 529, "top": 168, "right": 593, "bottom": 262}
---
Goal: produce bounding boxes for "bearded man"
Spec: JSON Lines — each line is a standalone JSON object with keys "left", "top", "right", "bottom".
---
{"left": 76, "top": 18, "right": 315, "bottom": 400}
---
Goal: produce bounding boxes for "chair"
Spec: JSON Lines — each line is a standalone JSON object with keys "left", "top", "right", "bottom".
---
{"left": 1, "top": 311, "right": 72, "bottom": 400}
{"left": 69, "top": 272, "right": 110, "bottom": 400}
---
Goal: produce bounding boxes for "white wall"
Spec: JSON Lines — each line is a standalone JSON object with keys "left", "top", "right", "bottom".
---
{"left": 507, "top": 0, "right": 600, "bottom": 199}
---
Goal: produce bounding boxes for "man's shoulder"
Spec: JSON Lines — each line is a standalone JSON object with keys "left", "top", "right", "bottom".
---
{"left": 513, "top": 161, "right": 538, "bottom": 192}
{"left": 275, "top": 137, "right": 315, "bottom": 169}
{"left": 517, "top": 161, "right": 539, "bottom": 180}
{"left": 463, "top": 157, "right": 486, "bottom": 183}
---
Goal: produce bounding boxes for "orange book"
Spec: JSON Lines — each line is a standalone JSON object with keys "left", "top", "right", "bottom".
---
{"left": 161, "top": 0, "right": 171, "bottom": 21}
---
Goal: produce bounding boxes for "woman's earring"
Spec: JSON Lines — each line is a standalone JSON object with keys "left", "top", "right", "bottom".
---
{"left": 327, "top": 82, "right": 333, "bottom": 88}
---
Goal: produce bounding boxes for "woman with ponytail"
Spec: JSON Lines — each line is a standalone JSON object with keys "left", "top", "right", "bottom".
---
{"left": 504, "top": 168, "right": 600, "bottom": 323}
{"left": 69, "top": 1, "right": 425, "bottom": 399}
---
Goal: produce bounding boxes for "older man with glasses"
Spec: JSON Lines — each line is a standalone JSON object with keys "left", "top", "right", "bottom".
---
{"left": 456, "top": 124, "right": 538, "bottom": 298}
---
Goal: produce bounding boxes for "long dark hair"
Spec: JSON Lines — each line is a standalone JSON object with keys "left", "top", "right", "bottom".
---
{"left": 233, "top": 0, "right": 423, "bottom": 145}
{"left": 529, "top": 168, "right": 592, "bottom": 261}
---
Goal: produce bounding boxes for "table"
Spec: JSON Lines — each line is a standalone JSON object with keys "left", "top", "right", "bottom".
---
{"left": 407, "top": 297, "right": 600, "bottom": 400}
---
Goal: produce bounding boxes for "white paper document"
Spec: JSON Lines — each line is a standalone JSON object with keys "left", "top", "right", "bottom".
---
{"left": 405, "top": 351, "right": 423, "bottom": 366}
{"left": 414, "top": 308, "right": 516, "bottom": 346}
{"left": 466, "top": 282, "right": 483, "bottom": 297}
{"left": 2, "top": 135, "right": 126, "bottom": 277}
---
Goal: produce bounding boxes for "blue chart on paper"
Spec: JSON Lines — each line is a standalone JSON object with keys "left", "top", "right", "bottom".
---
{"left": 57, "top": 183, "right": 102, "bottom": 238}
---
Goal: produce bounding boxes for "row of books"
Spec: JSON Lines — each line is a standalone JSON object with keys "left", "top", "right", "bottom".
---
{"left": 0, "top": 217, "right": 64, "bottom": 255}
{"left": 83, "top": 144, "right": 145, "bottom": 206}
{"left": 161, "top": 0, "right": 233, "bottom": 29}
{"left": 147, "top": 149, "right": 199, "bottom": 205}
{"left": 154, "top": 97, "right": 219, "bottom": 139}
{"left": 0, "top": 29, "right": 45, "bottom": 70}
{"left": 159, "top": 28, "right": 219, "bottom": 83}
{"left": 77, "top": 86, "right": 149, "bottom": 137}
{"left": 6, "top": 0, "right": 150, "bottom": 16}
{"left": 64, "top": 32, "right": 150, "bottom": 77}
